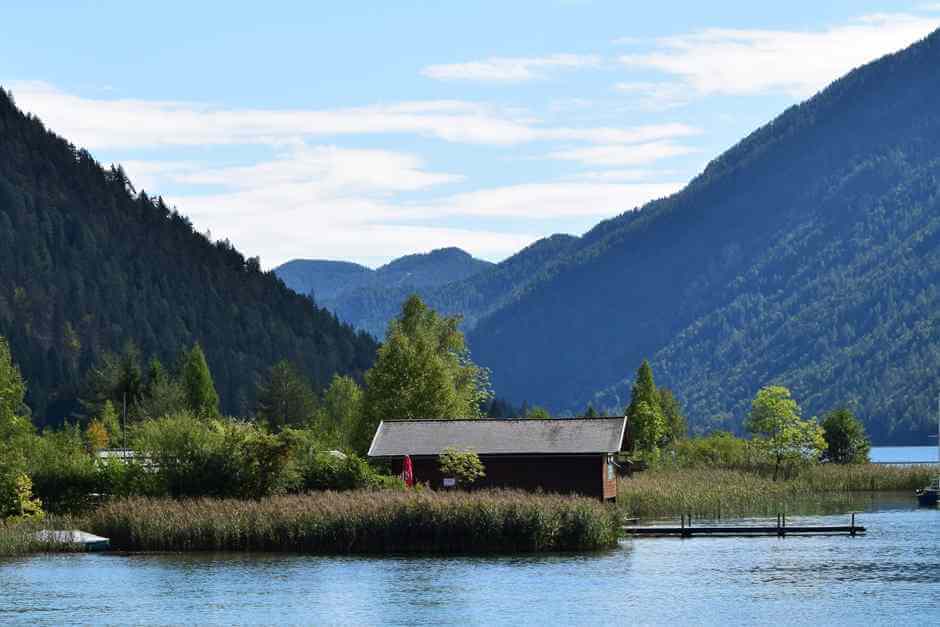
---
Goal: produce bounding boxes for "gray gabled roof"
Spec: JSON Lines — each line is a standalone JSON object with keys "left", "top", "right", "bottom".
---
{"left": 367, "top": 417, "right": 627, "bottom": 457}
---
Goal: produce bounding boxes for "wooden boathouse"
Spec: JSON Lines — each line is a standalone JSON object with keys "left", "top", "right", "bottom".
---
{"left": 367, "top": 417, "right": 628, "bottom": 501}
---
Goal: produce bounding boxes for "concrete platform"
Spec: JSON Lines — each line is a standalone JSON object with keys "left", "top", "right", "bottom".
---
{"left": 33, "top": 530, "right": 110, "bottom": 551}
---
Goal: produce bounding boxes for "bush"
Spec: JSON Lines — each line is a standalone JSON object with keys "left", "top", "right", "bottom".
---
{"left": 132, "top": 413, "right": 292, "bottom": 498}
{"left": 665, "top": 431, "right": 753, "bottom": 469}
{"left": 26, "top": 426, "right": 99, "bottom": 514}
{"left": 439, "top": 448, "right": 486, "bottom": 487}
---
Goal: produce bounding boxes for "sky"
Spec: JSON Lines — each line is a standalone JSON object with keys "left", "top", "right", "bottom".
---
{"left": 2, "top": 1, "right": 940, "bottom": 268}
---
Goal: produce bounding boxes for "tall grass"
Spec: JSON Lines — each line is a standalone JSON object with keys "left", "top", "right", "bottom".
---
{"left": 0, "top": 517, "right": 84, "bottom": 557}
{"left": 87, "top": 490, "right": 621, "bottom": 554}
{"left": 619, "top": 465, "right": 935, "bottom": 519}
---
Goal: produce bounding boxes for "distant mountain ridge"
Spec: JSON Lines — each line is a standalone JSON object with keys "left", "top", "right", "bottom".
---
{"left": 276, "top": 236, "right": 579, "bottom": 339}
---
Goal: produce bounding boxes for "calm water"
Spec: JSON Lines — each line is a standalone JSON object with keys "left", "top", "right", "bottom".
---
{"left": 2, "top": 497, "right": 939, "bottom": 625}
{"left": 870, "top": 445, "right": 939, "bottom": 463}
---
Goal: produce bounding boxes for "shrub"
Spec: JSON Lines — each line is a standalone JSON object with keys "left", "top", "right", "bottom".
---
{"left": 132, "top": 413, "right": 292, "bottom": 498}
{"left": 26, "top": 426, "right": 99, "bottom": 514}
{"left": 439, "top": 448, "right": 486, "bottom": 487}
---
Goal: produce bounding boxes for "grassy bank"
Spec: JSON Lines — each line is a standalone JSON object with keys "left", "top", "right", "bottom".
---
{"left": 87, "top": 490, "right": 620, "bottom": 554}
{"left": 619, "top": 465, "right": 934, "bottom": 519}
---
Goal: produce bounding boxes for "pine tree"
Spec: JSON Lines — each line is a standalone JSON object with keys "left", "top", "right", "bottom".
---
{"left": 625, "top": 360, "right": 664, "bottom": 451}
{"left": 180, "top": 344, "right": 220, "bottom": 417}
{"left": 255, "top": 360, "right": 318, "bottom": 431}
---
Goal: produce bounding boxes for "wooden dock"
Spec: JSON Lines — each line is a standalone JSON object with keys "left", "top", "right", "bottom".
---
{"left": 623, "top": 513, "right": 865, "bottom": 538}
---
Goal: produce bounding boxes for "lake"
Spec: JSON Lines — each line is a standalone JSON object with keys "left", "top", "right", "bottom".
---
{"left": 2, "top": 494, "right": 938, "bottom": 625}
{"left": 870, "top": 445, "right": 939, "bottom": 463}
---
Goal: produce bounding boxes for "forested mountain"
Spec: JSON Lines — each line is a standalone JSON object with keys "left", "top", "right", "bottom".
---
{"left": 0, "top": 87, "right": 377, "bottom": 425}
{"left": 466, "top": 29, "right": 940, "bottom": 444}
{"left": 280, "top": 235, "right": 578, "bottom": 339}
{"left": 276, "top": 248, "right": 492, "bottom": 316}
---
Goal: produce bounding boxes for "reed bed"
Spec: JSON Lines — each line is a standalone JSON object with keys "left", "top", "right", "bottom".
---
{"left": 87, "top": 490, "right": 621, "bottom": 554}
{"left": 619, "top": 465, "right": 934, "bottom": 519}
{"left": 0, "top": 517, "right": 84, "bottom": 557}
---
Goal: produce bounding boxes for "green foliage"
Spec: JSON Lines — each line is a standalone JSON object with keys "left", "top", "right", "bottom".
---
{"left": 0, "top": 336, "right": 40, "bottom": 521}
{"left": 255, "top": 360, "right": 318, "bottom": 431}
{"left": 632, "top": 401, "right": 667, "bottom": 453}
{"left": 525, "top": 406, "right": 552, "bottom": 419}
{"left": 88, "top": 490, "right": 621, "bottom": 554}
{"left": 625, "top": 361, "right": 683, "bottom": 451}
{"left": 97, "top": 401, "right": 122, "bottom": 447}
{"left": 289, "top": 447, "right": 395, "bottom": 492}
{"left": 80, "top": 342, "right": 144, "bottom": 419}
{"left": 667, "top": 431, "right": 751, "bottom": 469}
{"left": 658, "top": 388, "right": 687, "bottom": 442}
{"left": 747, "top": 386, "right": 825, "bottom": 480}
{"left": 180, "top": 344, "right": 220, "bottom": 417}
{"left": 0, "top": 89, "right": 377, "bottom": 423}
{"left": 136, "top": 359, "right": 187, "bottom": 421}
{"left": 355, "top": 295, "right": 492, "bottom": 454}
{"left": 317, "top": 374, "right": 364, "bottom": 448}
{"left": 132, "top": 413, "right": 290, "bottom": 498}
{"left": 26, "top": 425, "right": 100, "bottom": 513}
{"left": 439, "top": 448, "right": 486, "bottom": 487}
{"left": 0, "top": 469, "right": 44, "bottom": 522}
{"left": 821, "top": 408, "right": 871, "bottom": 464}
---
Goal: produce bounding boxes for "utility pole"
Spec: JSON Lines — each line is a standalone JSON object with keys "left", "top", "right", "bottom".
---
{"left": 123, "top": 391, "right": 128, "bottom": 462}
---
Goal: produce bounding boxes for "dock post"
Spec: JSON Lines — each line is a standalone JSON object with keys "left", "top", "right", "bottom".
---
{"left": 851, "top": 512, "right": 856, "bottom": 537}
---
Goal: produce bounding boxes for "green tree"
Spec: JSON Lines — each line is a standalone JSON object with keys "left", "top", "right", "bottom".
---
{"left": 821, "top": 408, "right": 871, "bottom": 464}
{"left": 583, "top": 404, "right": 599, "bottom": 418}
{"left": 318, "top": 374, "right": 364, "bottom": 448}
{"left": 136, "top": 359, "right": 186, "bottom": 420}
{"left": 439, "top": 448, "right": 486, "bottom": 487}
{"left": 658, "top": 388, "right": 687, "bottom": 444}
{"left": 97, "top": 400, "right": 123, "bottom": 447}
{"left": 632, "top": 401, "right": 667, "bottom": 453}
{"left": 0, "top": 336, "right": 41, "bottom": 521}
{"left": 626, "top": 360, "right": 666, "bottom": 452}
{"left": 746, "top": 386, "right": 825, "bottom": 480}
{"left": 180, "top": 344, "right": 220, "bottom": 417}
{"left": 355, "top": 295, "right": 491, "bottom": 454}
{"left": 525, "top": 406, "right": 552, "bottom": 419}
{"left": 80, "top": 341, "right": 144, "bottom": 419}
{"left": 255, "top": 360, "right": 318, "bottom": 432}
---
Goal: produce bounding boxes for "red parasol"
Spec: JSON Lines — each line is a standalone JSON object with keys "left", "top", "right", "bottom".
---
{"left": 402, "top": 454, "right": 415, "bottom": 487}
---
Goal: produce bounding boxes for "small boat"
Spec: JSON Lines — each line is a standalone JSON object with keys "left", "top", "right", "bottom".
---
{"left": 916, "top": 477, "right": 940, "bottom": 507}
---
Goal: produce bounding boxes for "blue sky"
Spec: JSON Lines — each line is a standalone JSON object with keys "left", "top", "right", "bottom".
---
{"left": 2, "top": 1, "right": 939, "bottom": 267}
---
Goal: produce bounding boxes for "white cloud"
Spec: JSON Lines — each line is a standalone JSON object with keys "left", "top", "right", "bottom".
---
{"left": 409, "top": 182, "right": 683, "bottom": 220}
{"left": 619, "top": 13, "right": 940, "bottom": 98}
{"left": 8, "top": 81, "right": 697, "bottom": 150}
{"left": 614, "top": 82, "right": 691, "bottom": 110}
{"left": 421, "top": 54, "right": 600, "bottom": 82}
{"left": 547, "top": 141, "right": 695, "bottom": 166}
{"left": 163, "top": 145, "right": 463, "bottom": 194}
{"left": 568, "top": 169, "right": 678, "bottom": 182}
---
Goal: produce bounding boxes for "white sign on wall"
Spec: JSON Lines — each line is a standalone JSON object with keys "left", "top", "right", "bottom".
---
{"left": 443, "top": 477, "right": 456, "bottom": 488}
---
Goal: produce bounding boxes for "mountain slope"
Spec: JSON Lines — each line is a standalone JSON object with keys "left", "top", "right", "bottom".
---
{"left": 467, "top": 29, "right": 940, "bottom": 443}
{"left": 0, "top": 87, "right": 377, "bottom": 424}
{"left": 281, "top": 234, "right": 579, "bottom": 339}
